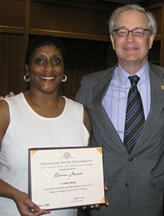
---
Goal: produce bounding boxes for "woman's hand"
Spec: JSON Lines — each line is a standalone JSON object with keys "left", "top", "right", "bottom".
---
{"left": 13, "top": 190, "right": 50, "bottom": 216}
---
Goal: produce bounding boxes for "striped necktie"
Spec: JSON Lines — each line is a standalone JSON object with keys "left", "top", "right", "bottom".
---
{"left": 124, "top": 75, "right": 145, "bottom": 153}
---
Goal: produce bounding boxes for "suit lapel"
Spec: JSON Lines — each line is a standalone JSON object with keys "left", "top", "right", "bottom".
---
{"left": 132, "top": 63, "right": 164, "bottom": 154}
{"left": 92, "top": 67, "right": 127, "bottom": 154}
{"left": 91, "top": 63, "right": 164, "bottom": 155}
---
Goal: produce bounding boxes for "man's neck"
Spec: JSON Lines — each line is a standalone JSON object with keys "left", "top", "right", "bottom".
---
{"left": 118, "top": 60, "right": 148, "bottom": 75}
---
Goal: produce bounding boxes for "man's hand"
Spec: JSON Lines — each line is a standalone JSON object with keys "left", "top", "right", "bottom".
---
{"left": 83, "top": 182, "right": 109, "bottom": 210}
{"left": 104, "top": 182, "right": 109, "bottom": 206}
{"left": 0, "top": 92, "right": 15, "bottom": 101}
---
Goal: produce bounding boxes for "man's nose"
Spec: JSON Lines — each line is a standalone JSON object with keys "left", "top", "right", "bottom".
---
{"left": 126, "top": 31, "right": 135, "bottom": 41}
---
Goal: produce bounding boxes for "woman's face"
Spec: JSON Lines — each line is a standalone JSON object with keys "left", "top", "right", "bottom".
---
{"left": 26, "top": 45, "right": 64, "bottom": 94}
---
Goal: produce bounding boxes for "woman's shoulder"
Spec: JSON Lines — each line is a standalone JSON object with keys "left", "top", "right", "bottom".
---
{"left": 0, "top": 100, "right": 9, "bottom": 113}
{"left": 0, "top": 100, "right": 10, "bottom": 136}
{"left": 63, "top": 97, "right": 84, "bottom": 116}
{"left": 3, "top": 92, "right": 23, "bottom": 101}
{"left": 2, "top": 93, "right": 24, "bottom": 108}
{"left": 64, "top": 96, "right": 84, "bottom": 108}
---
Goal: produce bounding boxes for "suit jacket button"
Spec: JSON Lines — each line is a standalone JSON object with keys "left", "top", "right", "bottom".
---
{"left": 125, "top": 183, "right": 129, "bottom": 187}
{"left": 128, "top": 157, "right": 133, "bottom": 162}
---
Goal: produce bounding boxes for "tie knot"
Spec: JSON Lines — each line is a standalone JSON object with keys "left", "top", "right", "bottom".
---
{"left": 128, "top": 75, "right": 140, "bottom": 86}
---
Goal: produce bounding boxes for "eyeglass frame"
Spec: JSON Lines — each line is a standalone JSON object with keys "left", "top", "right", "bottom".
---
{"left": 113, "top": 27, "right": 150, "bottom": 37}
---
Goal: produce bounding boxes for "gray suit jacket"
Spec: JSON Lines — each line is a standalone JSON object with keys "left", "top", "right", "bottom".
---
{"left": 76, "top": 63, "right": 164, "bottom": 216}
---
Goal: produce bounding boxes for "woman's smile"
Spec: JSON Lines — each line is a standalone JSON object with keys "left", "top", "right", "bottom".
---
{"left": 40, "top": 76, "right": 56, "bottom": 80}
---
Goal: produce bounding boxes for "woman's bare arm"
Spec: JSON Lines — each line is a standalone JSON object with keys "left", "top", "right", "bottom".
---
{"left": 0, "top": 101, "right": 50, "bottom": 215}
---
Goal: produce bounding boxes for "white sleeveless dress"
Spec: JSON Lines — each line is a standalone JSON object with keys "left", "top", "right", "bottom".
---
{"left": 0, "top": 93, "right": 89, "bottom": 216}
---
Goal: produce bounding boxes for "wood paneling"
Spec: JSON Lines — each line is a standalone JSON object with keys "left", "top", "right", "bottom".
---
{"left": 31, "top": 0, "right": 121, "bottom": 11}
{"left": 57, "top": 38, "right": 115, "bottom": 98}
{"left": 149, "top": 7, "right": 162, "bottom": 36}
{"left": 0, "top": 0, "right": 117, "bottom": 97}
{"left": 148, "top": 40, "right": 161, "bottom": 65}
{"left": 0, "top": 33, "right": 27, "bottom": 96}
{"left": 30, "top": 1, "right": 110, "bottom": 37}
{"left": 143, "top": 3, "right": 164, "bottom": 66}
{"left": 0, "top": 0, "right": 25, "bottom": 28}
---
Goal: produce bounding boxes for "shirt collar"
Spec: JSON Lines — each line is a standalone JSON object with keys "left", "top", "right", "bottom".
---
{"left": 117, "top": 61, "right": 149, "bottom": 85}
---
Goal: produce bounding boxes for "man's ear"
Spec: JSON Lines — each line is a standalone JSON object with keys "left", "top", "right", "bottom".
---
{"left": 149, "top": 34, "right": 154, "bottom": 49}
{"left": 110, "top": 34, "right": 115, "bottom": 50}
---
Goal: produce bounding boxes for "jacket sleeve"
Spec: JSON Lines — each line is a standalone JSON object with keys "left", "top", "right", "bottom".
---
{"left": 75, "top": 76, "right": 87, "bottom": 107}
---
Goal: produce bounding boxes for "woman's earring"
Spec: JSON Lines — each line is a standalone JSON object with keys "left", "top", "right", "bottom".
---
{"left": 24, "top": 74, "right": 30, "bottom": 82}
{"left": 62, "top": 75, "right": 67, "bottom": 82}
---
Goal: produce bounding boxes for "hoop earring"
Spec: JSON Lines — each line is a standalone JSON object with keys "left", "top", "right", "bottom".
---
{"left": 62, "top": 75, "right": 67, "bottom": 82}
{"left": 24, "top": 74, "right": 30, "bottom": 82}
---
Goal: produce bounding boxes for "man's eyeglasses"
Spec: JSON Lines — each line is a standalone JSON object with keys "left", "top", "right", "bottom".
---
{"left": 113, "top": 28, "right": 150, "bottom": 37}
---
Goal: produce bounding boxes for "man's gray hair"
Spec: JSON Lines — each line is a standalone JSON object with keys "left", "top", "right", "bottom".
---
{"left": 109, "top": 4, "right": 157, "bottom": 37}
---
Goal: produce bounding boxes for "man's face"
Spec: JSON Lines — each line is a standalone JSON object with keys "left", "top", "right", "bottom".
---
{"left": 110, "top": 10, "right": 154, "bottom": 73}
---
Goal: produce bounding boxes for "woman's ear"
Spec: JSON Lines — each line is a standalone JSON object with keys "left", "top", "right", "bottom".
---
{"left": 25, "top": 65, "right": 29, "bottom": 75}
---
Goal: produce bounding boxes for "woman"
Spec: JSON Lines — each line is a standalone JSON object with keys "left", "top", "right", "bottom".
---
{"left": 0, "top": 35, "right": 91, "bottom": 216}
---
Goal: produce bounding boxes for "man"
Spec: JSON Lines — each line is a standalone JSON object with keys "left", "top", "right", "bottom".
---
{"left": 76, "top": 4, "right": 164, "bottom": 216}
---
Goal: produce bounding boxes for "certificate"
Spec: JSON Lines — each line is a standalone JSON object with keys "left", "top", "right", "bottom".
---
{"left": 28, "top": 147, "right": 105, "bottom": 210}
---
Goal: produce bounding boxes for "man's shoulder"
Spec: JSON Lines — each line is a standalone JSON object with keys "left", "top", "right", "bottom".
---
{"left": 82, "top": 67, "right": 115, "bottom": 82}
{"left": 149, "top": 62, "right": 164, "bottom": 76}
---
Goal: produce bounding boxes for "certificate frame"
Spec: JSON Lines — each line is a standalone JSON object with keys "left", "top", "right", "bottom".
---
{"left": 28, "top": 147, "right": 105, "bottom": 211}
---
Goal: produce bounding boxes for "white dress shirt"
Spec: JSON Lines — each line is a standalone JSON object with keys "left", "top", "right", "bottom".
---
{"left": 102, "top": 62, "right": 151, "bottom": 142}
